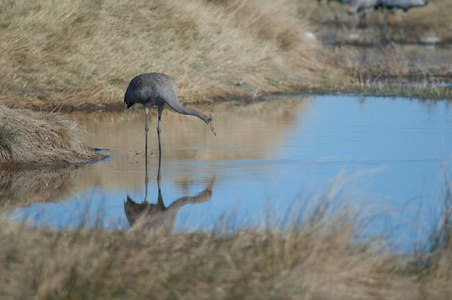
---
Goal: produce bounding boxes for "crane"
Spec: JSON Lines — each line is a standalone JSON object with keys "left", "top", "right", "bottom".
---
{"left": 375, "top": 0, "right": 430, "bottom": 39}
{"left": 124, "top": 73, "right": 216, "bottom": 167}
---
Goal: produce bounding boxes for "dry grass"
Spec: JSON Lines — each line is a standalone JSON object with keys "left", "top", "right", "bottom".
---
{"left": 0, "top": 0, "right": 343, "bottom": 110}
{"left": 413, "top": 167, "right": 452, "bottom": 286}
{"left": 307, "top": 0, "right": 452, "bottom": 43}
{"left": 2, "top": 165, "right": 452, "bottom": 298}
{"left": 0, "top": 103, "right": 105, "bottom": 165}
{"left": 0, "top": 201, "right": 434, "bottom": 299}
{"left": 328, "top": 43, "right": 452, "bottom": 98}
{"left": 1, "top": 199, "right": 451, "bottom": 299}
{"left": 0, "top": 0, "right": 448, "bottom": 111}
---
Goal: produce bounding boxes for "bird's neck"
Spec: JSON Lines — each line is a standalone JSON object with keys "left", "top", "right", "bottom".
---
{"left": 168, "top": 101, "right": 203, "bottom": 119}
{"left": 182, "top": 107, "right": 200, "bottom": 117}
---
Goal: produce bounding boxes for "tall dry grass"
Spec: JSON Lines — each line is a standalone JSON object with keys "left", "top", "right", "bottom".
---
{"left": 0, "top": 0, "right": 342, "bottom": 110}
{"left": 306, "top": 0, "right": 452, "bottom": 43}
{"left": 0, "top": 103, "right": 104, "bottom": 165}
{"left": 0, "top": 198, "right": 432, "bottom": 299}
{"left": 413, "top": 166, "right": 452, "bottom": 286}
{"left": 2, "top": 163, "right": 452, "bottom": 298}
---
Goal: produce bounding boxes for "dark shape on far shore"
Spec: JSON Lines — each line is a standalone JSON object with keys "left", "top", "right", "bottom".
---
{"left": 375, "top": 0, "right": 430, "bottom": 39}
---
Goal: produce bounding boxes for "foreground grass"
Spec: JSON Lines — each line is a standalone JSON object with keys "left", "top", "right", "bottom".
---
{"left": 0, "top": 103, "right": 104, "bottom": 165}
{"left": 1, "top": 204, "right": 451, "bottom": 299}
{"left": 2, "top": 172, "right": 452, "bottom": 299}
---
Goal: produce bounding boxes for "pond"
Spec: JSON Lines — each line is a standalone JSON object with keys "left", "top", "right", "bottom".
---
{"left": 3, "top": 95, "right": 452, "bottom": 253}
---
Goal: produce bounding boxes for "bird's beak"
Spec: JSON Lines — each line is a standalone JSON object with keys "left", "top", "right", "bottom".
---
{"left": 208, "top": 122, "right": 216, "bottom": 136}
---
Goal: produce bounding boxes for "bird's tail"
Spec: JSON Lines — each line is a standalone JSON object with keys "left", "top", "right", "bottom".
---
{"left": 124, "top": 96, "right": 133, "bottom": 109}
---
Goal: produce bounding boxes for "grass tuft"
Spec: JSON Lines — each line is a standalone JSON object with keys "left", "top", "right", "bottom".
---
{"left": 0, "top": 103, "right": 105, "bottom": 166}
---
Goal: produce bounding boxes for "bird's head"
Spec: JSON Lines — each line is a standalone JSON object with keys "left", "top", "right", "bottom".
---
{"left": 199, "top": 111, "right": 216, "bottom": 136}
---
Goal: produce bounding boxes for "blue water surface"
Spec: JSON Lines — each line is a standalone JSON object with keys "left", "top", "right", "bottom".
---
{"left": 6, "top": 95, "right": 452, "bottom": 253}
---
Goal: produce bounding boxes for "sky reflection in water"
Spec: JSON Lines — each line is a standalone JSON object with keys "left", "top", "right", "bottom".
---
{"left": 5, "top": 95, "right": 452, "bottom": 252}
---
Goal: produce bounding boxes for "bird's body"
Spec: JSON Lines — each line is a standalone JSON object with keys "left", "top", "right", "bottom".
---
{"left": 375, "top": 0, "right": 429, "bottom": 12}
{"left": 124, "top": 73, "right": 215, "bottom": 124}
{"left": 124, "top": 73, "right": 177, "bottom": 110}
{"left": 375, "top": 0, "right": 429, "bottom": 38}
{"left": 124, "top": 73, "right": 216, "bottom": 168}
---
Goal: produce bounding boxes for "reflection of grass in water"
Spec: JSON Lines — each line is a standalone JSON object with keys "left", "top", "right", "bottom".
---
{"left": 0, "top": 166, "right": 81, "bottom": 212}
{"left": 2, "top": 176, "right": 452, "bottom": 298}
{"left": 69, "top": 97, "right": 310, "bottom": 190}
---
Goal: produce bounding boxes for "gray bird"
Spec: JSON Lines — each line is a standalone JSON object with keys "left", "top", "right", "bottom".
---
{"left": 375, "top": 0, "right": 430, "bottom": 38}
{"left": 124, "top": 73, "right": 216, "bottom": 165}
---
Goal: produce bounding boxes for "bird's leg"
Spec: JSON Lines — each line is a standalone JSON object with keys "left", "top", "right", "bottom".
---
{"left": 382, "top": 12, "right": 388, "bottom": 42}
{"left": 157, "top": 152, "right": 162, "bottom": 204}
{"left": 401, "top": 11, "right": 406, "bottom": 40}
{"left": 145, "top": 107, "right": 149, "bottom": 161}
{"left": 157, "top": 105, "right": 163, "bottom": 167}
{"left": 144, "top": 162, "right": 149, "bottom": 203}
{"left": 144, "top": 107, "right": 149, "bottom": 203}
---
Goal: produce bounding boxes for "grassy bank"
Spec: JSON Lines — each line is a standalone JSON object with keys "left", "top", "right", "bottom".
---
{"left": 0, "top": 0, "right": 346, "bottom": 163}
{"left": 0, "top": 0, "right": 344, "bottom": 111}
{"left": 303, "top": 0, "right": 452, "bottom": 100}
{"left": 0, "top": 0, "right": 450, "bottom": 111}
{"left": 0, "top": 103, "right": 104, "bottom": 165}
{"left": 309, "top": 0, "right": 452, "bottom": 44}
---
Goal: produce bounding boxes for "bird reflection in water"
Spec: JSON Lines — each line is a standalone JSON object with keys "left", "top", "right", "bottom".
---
{"left": 124, "top": 160, "right": 215, "bottom": 232}
{"left": 123, "top": 72, "right": 216, "bottom": 231}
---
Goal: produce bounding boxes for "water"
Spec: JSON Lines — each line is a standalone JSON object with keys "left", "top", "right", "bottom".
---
{"left": 3, "top": 95, "right": 452, "bottom": 252}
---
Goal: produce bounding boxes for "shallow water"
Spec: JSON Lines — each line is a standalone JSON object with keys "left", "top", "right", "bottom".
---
{"left": 4, "top": 95, "right": 452, "bottom": 252}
